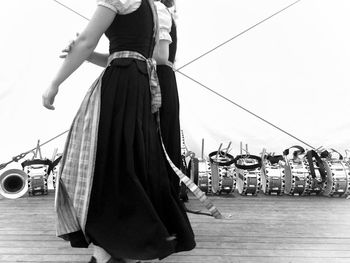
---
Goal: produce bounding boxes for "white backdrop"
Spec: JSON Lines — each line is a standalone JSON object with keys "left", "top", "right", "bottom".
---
{"left": 1, "top": 0, "right": 350, "bottom": 170}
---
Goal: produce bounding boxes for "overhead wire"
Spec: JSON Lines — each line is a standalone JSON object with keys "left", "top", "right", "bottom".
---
{"left": 176, "top": 0, "right": 302, "bottom": 71}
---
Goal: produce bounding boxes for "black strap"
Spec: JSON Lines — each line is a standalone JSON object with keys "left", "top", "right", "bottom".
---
{"left": 21, "top": 159, "right": 52, "bottom": 168}
{"left": 306, "top": 150, "right": 327, "bottom": 182}
{"left": 234, "top": 155, "right": 262, "bottom": 170}
{"left": 266, "top": 154, "right": 284, "bottom": 165}
{"left": 208, "top": 151, "right": 235, "bottom": 166}
{"left": 283, "top": 145, "right": 305, "bottom": 157}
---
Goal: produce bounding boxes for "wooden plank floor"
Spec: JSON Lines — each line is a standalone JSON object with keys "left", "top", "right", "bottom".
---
{"left": 0, "top": 192, "right": 349, "bottom": 263}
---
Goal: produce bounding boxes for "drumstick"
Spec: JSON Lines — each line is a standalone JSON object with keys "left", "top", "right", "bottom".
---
{"left": 224, "top": 141, "right": 232, "bottom": 157}
{"left": 201, "top": 138, "right": 204, "bottom": 160}
{"left": 51, "top": 148, "right": 58, "bottom": 162}
{"left": 215, "top": 143, "right": 223, "bottom": 161}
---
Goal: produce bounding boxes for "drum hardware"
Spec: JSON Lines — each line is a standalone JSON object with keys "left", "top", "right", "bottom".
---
{"left": 318, "top": 148, "right": 350, "bottom": 197}
{"left": 282, "top": 145, "right": 310, "bottom": 196}
{"left": 235, "top": 143, "right": 261, "bottom": 196}
{"left": 261, "top": 149, "right": 285, "bottom": 195}
{"left": 305, "top": 150, "right": 327, "bottom": 195}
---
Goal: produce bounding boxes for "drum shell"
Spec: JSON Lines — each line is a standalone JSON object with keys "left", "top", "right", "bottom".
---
{"left": 261, "top": 164, "right": 285, "bottom": 195}
{"left": 236, "top": 168, "right": 261, "bottom": 195}
{"left": 322, "top": 160, "right": 350, "bottom": 196}
{"left": 283, "top": 159, "right": 310, "bottom": 195}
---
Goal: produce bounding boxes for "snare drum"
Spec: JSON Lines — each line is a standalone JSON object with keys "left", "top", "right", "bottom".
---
{"left": 188, "top": 158, "right": 212, "bottom": 194}
{"left": 321, "top": 150, "right": 350, "bottom": 197}
{"left": 234, "top": 155, "right": 262, "bottom": 196}
{"left": 283, "top": 158, "right": 310, "bottom": 196}
{"left": 21, "top": 159, "right": 52, "bottom": 196}
{"left": 209, "top": 151, "right": 236, "bottom": 195}
{"left": 261, "top": 155, "right": 285, "bottom": 195}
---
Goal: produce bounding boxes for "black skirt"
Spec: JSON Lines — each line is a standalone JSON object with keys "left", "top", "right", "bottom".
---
{"left": 157, "top": 65, "right": 182, "bottom": 194}
{"left": 82, "top": 59, "right": 195, "bottom": 260}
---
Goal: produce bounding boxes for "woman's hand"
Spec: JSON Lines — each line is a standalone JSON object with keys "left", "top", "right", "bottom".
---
{"left": 42, "top": 83, "right": 59, "bottom": 110}
{"left": 59, "top": 33, "right": 79, "bottom": 59}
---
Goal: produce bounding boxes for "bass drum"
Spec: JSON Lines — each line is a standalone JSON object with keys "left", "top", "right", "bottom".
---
{"left": 234, "top": 155, "right": 262, "bottom": 196}
{"left": 283, "top": 158, "right": 310, "bottom": 196}
{"left": 322, "top": 159, "right": 350, "bottom": 197}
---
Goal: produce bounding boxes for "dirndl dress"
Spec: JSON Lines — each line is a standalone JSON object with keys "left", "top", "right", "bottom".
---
{"left": 155, "top": 3, "right": 182, "bottom": 195}
{"left": 54, "top": 0, "right": 196, "bottom": 260}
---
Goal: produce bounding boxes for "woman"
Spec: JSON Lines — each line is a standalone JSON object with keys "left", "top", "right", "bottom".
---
{"left": 153, "top": 0, "right": 188, "bottom": 201}
{"left": 42, "top": 0, "right": 195, "bottom": 262}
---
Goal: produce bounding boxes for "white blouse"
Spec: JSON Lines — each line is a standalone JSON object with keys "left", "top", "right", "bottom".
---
{"left": 96, "top": 0, "right": 142, "bottom": 14}
{"left": 154, "top": 1, "right": 172, "bottom": 43}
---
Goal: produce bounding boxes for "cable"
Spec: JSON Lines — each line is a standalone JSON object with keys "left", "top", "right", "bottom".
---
{"left": 175, "top": 69, "right": 316, "bottom": 149}
{"left": 0, "top": 129, "right": 69, "bottom": 171}
{"left": 52, "top": 0, "right": 90, "bottom": 21}
{"left": 176, "top": 0, "right": 302, "bottom": 71}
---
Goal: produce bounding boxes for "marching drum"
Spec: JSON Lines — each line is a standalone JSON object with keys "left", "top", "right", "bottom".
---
{"left": 321, "top": 150, "right": 350, "bottom": 197}
{"left": 234, "top": 155, "right": 262, "bottom": 196}
{"left": 261, "top": 154, "right": 285, "bottom": 195}
{"left": 208, "top": 151, "right": 236, "bottom": 195}
{"left": 305, "top": 150, "right": 327, "bottom": 195}
{"left": 283, "top": 146, "right": 310, "bottom": 196}
{"left": 21, "top": 159, "right": 52, "bottom": 196}
{"left": 188, "top": 152, "right": 236, "bottom": 195}
{"left": 188, "top": 158, "right": 212, "bottom": 194}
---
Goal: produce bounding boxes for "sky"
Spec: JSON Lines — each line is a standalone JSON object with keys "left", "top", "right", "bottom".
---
{"left": 1, "top": 0, "right": 350, "bottom": 170}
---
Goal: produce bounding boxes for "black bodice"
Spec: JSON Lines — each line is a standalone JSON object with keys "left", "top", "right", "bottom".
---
{"left": 104, "top": 0, "right": 155, "bottom": 58}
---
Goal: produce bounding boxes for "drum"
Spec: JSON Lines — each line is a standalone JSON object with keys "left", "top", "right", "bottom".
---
{"left": 261, "top": 155, "right": 285, "bottom": 195}
{"left": 21, "top": 159, "right": 52, "bottom": 196}
{"left": 283, "top": 158, "right": 310, "bottom": 195}
{"left": 189, "top": 156, "right": 236, "bottom": 195}
{"left": 305, "top": 150, "right": 327, "bottom": 195}
{"left": 209, "top": 151, "right": 236, "bottom": 195}
{"left": 234, "top": 155, "right": 262, "bottom": 196}
{"left": 188, "top": 158, "right": 212, "bottom": 194}
{"left": 282, "top": 146, "right": 310, "bottom": 195}
{"left": 321, "top": 150, "right": 350, "bottom": 197}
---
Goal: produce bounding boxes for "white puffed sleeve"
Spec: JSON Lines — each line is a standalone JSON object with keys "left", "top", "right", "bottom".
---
{"left": 154, "top": 1, "right": 172, "bottom": 43}
{"left": 97, "top": 0, "right": 142, "bottom": 14}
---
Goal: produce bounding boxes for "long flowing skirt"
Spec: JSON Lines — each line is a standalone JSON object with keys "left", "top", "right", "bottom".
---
{"left": 157, "top": 65, "right": 181, "bottom": 194}
{"left": 83, "top": 59, "right": 195, "bottom": 260}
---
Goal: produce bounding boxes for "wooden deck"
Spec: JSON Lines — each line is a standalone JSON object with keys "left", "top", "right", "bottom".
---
{"left": 0, "top": 192, "right": 349, "bottom": 263}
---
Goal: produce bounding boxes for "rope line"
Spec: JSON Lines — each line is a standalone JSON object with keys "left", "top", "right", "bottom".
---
{"left": 0, "top": 130, "right": 69, "bottom": 171}
{"left": 176, "top": 0, "right": 302, "bottom": 71}
{"left": 175, "top": 69, "right": 316, "bottom": 149}
{"left": 52, "top": 0, "right": 90, "bottom": 21}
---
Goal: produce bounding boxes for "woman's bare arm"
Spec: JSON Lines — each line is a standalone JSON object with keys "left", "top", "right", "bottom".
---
{"left": 43, "top": 6, "right": 116, "bottom": 109}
